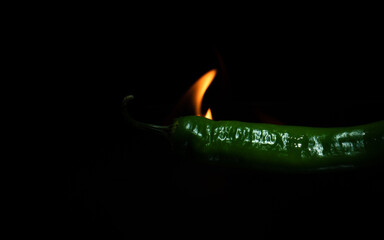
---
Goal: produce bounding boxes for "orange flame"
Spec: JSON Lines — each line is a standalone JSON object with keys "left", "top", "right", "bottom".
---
{"left": 185, "top": 69, "right": 216, "bottom": 120}
{"left": 204, "top": 108, "right": 213, "bottom": 119}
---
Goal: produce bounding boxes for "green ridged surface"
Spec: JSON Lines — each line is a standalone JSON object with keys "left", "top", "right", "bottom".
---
{"left": 171, "top": 116, "right": 384, "bottom": 172}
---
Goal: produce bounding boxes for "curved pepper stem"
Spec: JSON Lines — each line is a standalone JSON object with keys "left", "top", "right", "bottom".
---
{"left": 122, "top": 95, "right": 170, "bottom": 137}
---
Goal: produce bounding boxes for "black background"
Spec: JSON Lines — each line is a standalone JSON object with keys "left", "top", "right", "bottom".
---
{"left": 64, "top": 17, "right": 384, "bottom": 238}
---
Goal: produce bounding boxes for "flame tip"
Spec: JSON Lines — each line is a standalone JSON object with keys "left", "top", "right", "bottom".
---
{"left": 204, "top": 108, "right": 213, "bottom": 120}
{"left": 179, "top": 69, "right": 216, "bottom": 120}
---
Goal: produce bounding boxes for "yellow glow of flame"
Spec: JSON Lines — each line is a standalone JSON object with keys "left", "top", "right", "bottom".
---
{"left": 204, "top": 108, "right": 213, "bottom": 120}
{"left": 187, "top": 69, "right": 216, "bottom": 119}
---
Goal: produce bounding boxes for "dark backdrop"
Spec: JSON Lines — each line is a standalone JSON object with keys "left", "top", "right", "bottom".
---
{"left": 65, "top": 22, "right": 383, "bottom": 238}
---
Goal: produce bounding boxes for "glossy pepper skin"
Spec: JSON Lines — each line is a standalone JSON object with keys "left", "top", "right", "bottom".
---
{"left": 123, "top": 95, "right": 384, "bottom": 172}
{"left": 170, "top": 116, "right": 384, "bottom": 172}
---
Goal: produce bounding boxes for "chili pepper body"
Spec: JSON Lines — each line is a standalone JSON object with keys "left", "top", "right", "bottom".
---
{"left": 122, "top": 95, "right": 383, "bottom": 172}
{"left": 171, "top": 116, "right": 384, "bottom": 172}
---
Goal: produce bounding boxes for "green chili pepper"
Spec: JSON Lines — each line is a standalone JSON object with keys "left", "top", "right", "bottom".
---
{"left": 123, "top": 95, "right": 384, "bottom": 172}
